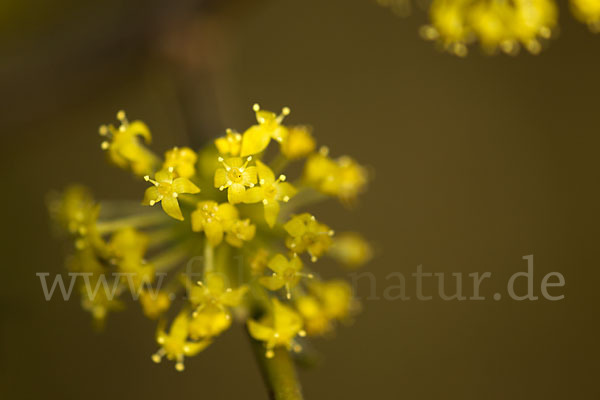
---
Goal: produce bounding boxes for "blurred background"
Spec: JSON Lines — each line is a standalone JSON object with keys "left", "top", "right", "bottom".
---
{"left": 1, "top": 0, "right": 599, "bottom": 398}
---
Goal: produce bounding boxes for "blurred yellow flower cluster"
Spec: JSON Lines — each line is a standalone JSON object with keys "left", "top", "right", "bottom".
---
{"left": 49, "top": 104, "right": 373, "bottom": 371}
{"left": 379, "top": 0, "right": 600, "bottom": 55}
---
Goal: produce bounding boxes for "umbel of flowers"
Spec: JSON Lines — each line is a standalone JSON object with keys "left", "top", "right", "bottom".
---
{"left": 378, "top": 0, "right": 600, "bottom": 56}
{"left": 49, "top": 104, "right": 372, "bottom": 371}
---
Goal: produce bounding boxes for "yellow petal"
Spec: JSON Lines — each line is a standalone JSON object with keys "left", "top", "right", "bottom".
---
{"left": 268, "top": 254, "right": 288, "bottom": 274}
{"left": 247, "top": 320, "right": 274, "bottom": 342}
{"left": 243, "top": 166, "right": 258, "bottom": 186}
{"left": 220, "top": 286, "right": 248, "bottom": 307}
{"left": 270, "top": 125, "right": 288, "bottom": 143}
{"left": 273, "top": 299, "right": 303, "bottom": 334}
{"left": 243, "top": 187, "right": 264, "bottom": 204}
{"left": 217, "top": 204, "right": 239, "bottom": 229}
{"left": 184, "top": 339, "right": 212, "bottom": 356}
{"left": 142, "top": 186, "right": 160, "bottom": 205}
{"left": 259, "top": 276, "right": 286, "bottom": 291}
{"left": 289, "top": 256, "right": 303, "bottom": 271}
{"left": 172, "top": 177, "right": 200, "bottom": 194}
{"left": 161, "top": 196, "right": 183, "bottom": 221}
{"left": 214, "top": 168, "right": 227, "bottom": 188}
{"left": 241, "top": 126, "right": 271, "bottom": 157}
{"left": 204, "top": 221, "right": 224, "bottom": 246}
{"left": 228, "top": 183, "right": 246, "bottom": 204}
{"left": 214, "top": 137, "right": 229, "bottom": 154}
{"left": 256, "top": 160, "right": 275, "bottom": 185}
{"left": 284, "top": 216, "right": 307, "bottom": 237}
{"left": 190, "top": 209, "right": 203, "bottom": 232}
{"left": 128, "top": 121, "right": 152, "bottom": 143}
{"left": 276, "top": 182, "right": 297, "bottom": 201}
{"left": 155, "top": 169, "right": 173, "bottom": 183}
{"left": 264, "top": 199, "right": 280, "bottom": 228}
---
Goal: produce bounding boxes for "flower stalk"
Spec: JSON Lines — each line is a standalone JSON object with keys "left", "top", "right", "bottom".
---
{"left": 248, "top": 327, "right": 304, "bottom": 400}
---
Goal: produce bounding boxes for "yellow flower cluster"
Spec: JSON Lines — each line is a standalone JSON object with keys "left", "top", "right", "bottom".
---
{"left": 379, "top": 0, "right": 600, "bottom": 55}
{"left": 421, "top": 0, "right": 557, "bottom": 56}
{"left": 49, "top": 104, "right": 373, "bottom": 370}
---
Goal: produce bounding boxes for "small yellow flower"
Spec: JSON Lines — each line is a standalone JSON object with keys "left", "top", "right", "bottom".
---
{"left": 189, "top": 272, "right": 248, "bottom": 313}
{"left": 571, "top": 0, "right": 600, "bottom": 31}
{"left": 214, "top": 156, "right": 258, "bottom": 204}
{"left": 468, "top": 0, "right": 513, "bottom": 52}
{"left": 240, "top": 104, "right": 290, "bottom": 157}
{"left": 250, "top": 248, "right": 270, "bottom": 276}
{"left": 99, "top": 111, "right": 159, "bottom": 176}
{"left": 281, "top": 126, "right": 316, "bottom": 160}
{"left": 189, "top": 306, "right": 232, "bottom": 339}
{"left": 49, "top": 185, "right": 94, "bottom": 234}
{"left": 284, "top": 213, "right": 334, "bottom": 262}
{"left": 423, "top": 0, "right": 470, "bottom": 56}
{"left": 140, "top": 290, "right": 171, "bottom": 319}
{"left": 163, "top": 147, "right": 198, "bottom": 178}
{"left": 328, "top": 232, "right": 373, "bottom": 268}
{"left": 247, "top": 299, "right": 306, "bottom": 358}
{"left": 244, "top": 160, "right": 297, "bottom": 227}
{"left": 259, "top": 254, "right": 312, "bottom": 299}
{"left": 296, "top": 280, "right": 356, "bottom": 336}
{"left": 304, "top": 148, "right": 368, "bottom": 203}
{"left": 152, "top": 313, "right": 211, "bottom": 371}
{"left": 191, "top": 201, "right": 239, "bottom": 246}
{"left": 511, "top": 0, "right": 556, "bottom": 53}
{"left": 143, "top": 169, "right": 200, "bottom": 221}
{"left": 215, "top": 129, "right": 243, "bottom": 156}
{"left": 48, "top": 186, "right": 106, "bottom": 252}
{"left": 109, "top": 228, "right": 155, "bottom": 288}
{"left": 225, "top": 219, "right": 256, "bottom": 248}
{"left": 79, "top": 274, "right": 124, "bottom": 327}
{"left": 67, "top": 247, "right": 105, "bottom": 274}
{"left": 311, "top": 280, "right": 355, "bottom": 321}
{"left": 119, "top": 259, "right": 156, "bottom": 289}
{"left": 295, "top": 296, "right": 331, "bottom": 336}
{"left": 109, "top": 227, "right": 149, "bottom": 262}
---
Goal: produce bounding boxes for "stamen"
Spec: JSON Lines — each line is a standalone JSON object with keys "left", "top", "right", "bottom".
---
{"left": 175, "top": 356, "right": 185, "bottom": 372}
{"left": 116, "top": 110, "right": 128, "bottom": 126}
{"left": 151, "top": 348, "right": 166, "bottom": 363}
{"left": 276, "top": 107, "right": 290, "bottom": 124}
{"left": 144, "top": 175, "right": 159, "bottom": 186}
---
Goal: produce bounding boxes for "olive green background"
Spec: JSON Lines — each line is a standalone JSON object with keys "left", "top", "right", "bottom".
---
{"left": 1, "top": 0, "right": 598, "bottom": 398}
